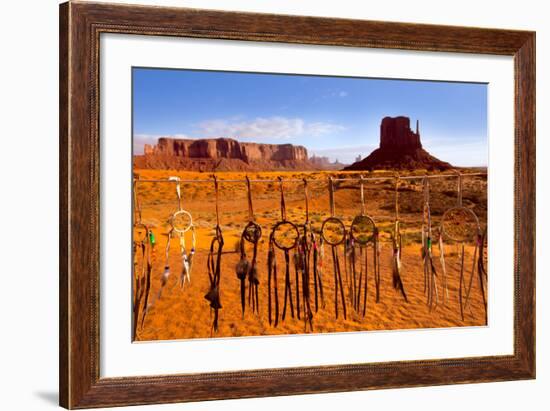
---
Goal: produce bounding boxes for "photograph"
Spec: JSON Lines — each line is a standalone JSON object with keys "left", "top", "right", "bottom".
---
{"left": 50, "top": 1, "right": 538, "bottom": 408}
{"left": 131, "top": 68, "right": 489, "bottom": 341}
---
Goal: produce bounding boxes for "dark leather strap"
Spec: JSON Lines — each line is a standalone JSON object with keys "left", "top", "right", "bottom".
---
{"left": 204, "top": 176, "right": 224, "bottom": 333}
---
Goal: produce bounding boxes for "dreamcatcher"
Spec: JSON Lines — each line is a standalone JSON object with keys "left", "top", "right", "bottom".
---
{"left": 321, "top": 177, "right": 347, "bottom": 319}
{"left": 267, "top": 177, "right": 300, "bottom": 325}
{"left": 236, "top": 177, "right": 262, "bottom": 316}
{"left": 156, "top": 177, "right": 195, "bottom": 301}
{"left": 170, "top": 176, "right": 196, "bottom": 290}
{"left": 348, "top": 176, "right": 381, "bottom": 315}
{"left": 439, "top": 173, "right": 487, "bottom": 321}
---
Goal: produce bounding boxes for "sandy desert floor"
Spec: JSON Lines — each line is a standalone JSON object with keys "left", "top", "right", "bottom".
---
{"left": 132, "top": 169, "right": 488, "bottom": 341}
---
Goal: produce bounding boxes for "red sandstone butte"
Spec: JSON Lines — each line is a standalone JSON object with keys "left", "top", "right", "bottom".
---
{"left": 134, "top": 137, "right": 314, "bottom": 171}
{"left": 344, "top": 116, "right": 452, "bottom": 171}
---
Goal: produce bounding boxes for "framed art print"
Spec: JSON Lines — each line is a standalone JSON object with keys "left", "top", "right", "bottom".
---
{"left": 59, "top": 1, "right": 535, "bottom": 408}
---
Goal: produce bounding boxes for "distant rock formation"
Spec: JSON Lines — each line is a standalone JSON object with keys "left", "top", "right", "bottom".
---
{"left": 135, "top": 137, "right": 320, "bottom": 171}
{"left": 309, "top": 155, "right": 348, "bottom": 170}
{"left": 344, "top": 116, "right": 452, "bottom": 171}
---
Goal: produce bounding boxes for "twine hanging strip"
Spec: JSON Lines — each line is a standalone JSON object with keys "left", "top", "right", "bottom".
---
{"left": 391, "top": 175, "right": 408, "bottom": 302}
{"left": 204, "top": 175, "right": 224, "bottom": 333}
{"left": 321, "top": 177, "right": 347, "bottom": 320}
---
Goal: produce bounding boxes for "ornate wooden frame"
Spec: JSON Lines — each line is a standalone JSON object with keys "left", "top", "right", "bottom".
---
{"left": 59, "top": 1, "right": 535, "bottom": 408}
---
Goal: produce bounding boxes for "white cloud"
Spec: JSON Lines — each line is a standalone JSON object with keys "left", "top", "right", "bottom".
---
{"left": 338, "top": 91, "right": 349, "bottom": 98}
{"left": 133, "top": 117, "right": 347, "bottom": 154}
{"left": 198, "top": 116, "right": 346, "bottom": 140}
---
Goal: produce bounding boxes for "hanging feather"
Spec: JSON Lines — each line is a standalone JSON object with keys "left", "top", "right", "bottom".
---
{"left": 392, "top": 222, "right": 408, "bottom": 302}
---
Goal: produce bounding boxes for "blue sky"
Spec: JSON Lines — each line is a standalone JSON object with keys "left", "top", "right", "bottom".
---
{"left": 133, "top": 67, "right": 487, "bottom": 166}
